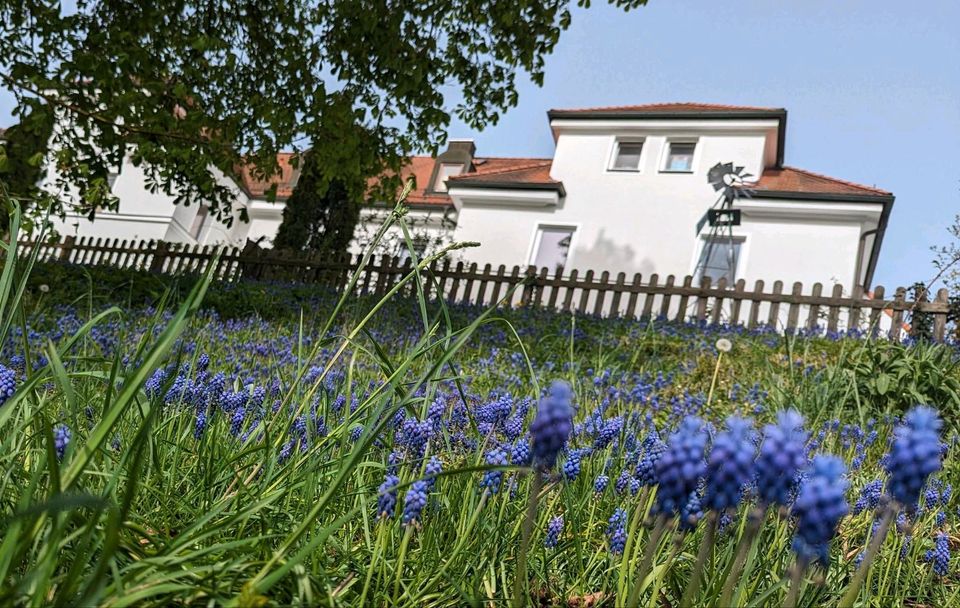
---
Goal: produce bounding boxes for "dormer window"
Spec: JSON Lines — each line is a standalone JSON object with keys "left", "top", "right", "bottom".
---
{"left": 433, "top": 162, "right": 464, "bottom": 192}
{"left": 662, "top": 141, "right": 697, "bottom": 172}
{"left": 610, "top": 140, "right": 644, "bottom": 172}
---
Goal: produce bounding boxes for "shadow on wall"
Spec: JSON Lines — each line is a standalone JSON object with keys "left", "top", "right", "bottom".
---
{"left": 572, "top": 228, "right": 655, "bottom": 276}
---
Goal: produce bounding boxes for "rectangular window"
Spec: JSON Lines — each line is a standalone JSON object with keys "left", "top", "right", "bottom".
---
{"left": 433, "top": 163, "right": 464, "bottom": 192}
{"left": 532, "top": 225, "right": 575, "bottom": 273}
{"left": 663, "top": 141, "right": 696, "bottom": 172}
{"left": 697, "top": 238, "right": 741, "bottom": 284}
{"left": 189, "top": 205, "right": 209, "bottom": 240}
{"left": 611, "top": 141, "right": 644, "bottom": 171}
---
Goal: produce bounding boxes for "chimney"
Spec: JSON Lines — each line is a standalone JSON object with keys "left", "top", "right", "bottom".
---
{"left": 445, "top": 138, "right": 476, "bottom": 158}
{"left": 427, "top": 138, "right": 476, "bottom": 194}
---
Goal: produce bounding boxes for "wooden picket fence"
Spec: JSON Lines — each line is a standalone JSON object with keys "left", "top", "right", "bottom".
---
{"left": 15, "top": 235, "right": 954, "bottom": 341}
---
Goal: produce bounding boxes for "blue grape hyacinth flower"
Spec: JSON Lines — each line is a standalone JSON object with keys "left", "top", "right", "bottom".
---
{"left": 654, "top": 417, "right": 709, "bottom": 515}
{"left": 402, "top": 480, "right": 429, "bottom": 525}
{"left": 0, "top": 363, "right": 17, "bottom": 405}
{"left": 424, "top": 455, "right": 443, "bottom": 492}
{"left": 755, "top": 409, "right": 808, "bottom": 507}
{"left": 607, "top": 508, "right": 627, "bottom": 555}
{"left": 703, "top": 416, "right": 757, "bottom": 512}
{"left": 530, "top": 380, "right": 574, "bottom": 471}
{"left": 378, "top": 474, "right": 400, "bottom": 519}
{"left": 790, "top": 455, "right": 849, "bottom": 565}
{"left": 885, "top": 406, "right": 943, "bottom": 509}
{"left": 481, "top": 447, "right": 508, "bottom": 494}
{"left": 53, "top": 424, "right": 71, "bottom": 460}
{"left": 925, "top": 532, "right": 951, "bottom": 576}
{"left": 545, "top": 515, "right": 563, "bottom": 549}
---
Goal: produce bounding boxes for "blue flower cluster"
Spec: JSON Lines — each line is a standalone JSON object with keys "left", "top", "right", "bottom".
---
{"left": 481, "top": 447, "right": 508, "bottom": 494}
{"left": 925, "top": 532, "right": 951, "bottom": 576}
{"left": 545, "top": 515, "right": 563, "bottom": 549}
{"left": 607, "top": 508, "right": 627, "bottom": 555}
{"left": 754, "top": 410, "right": 808, "bottom": 507}
{"left": 703, "top": 416, "right": 756, "bottom": 512}
{"left": 0, "top": 363, "right": 16, "bottom": 405}
{"left": 790, "top": 455, "right": 849, "bottom": 565}
{"left": 654, "top": 417, "right": 708, "bottom": 515}
{"left": 53, "top": 424, "right": 71, "bottom": 460}
{"left": 403, "top": 480, "right": 429, "bottom": 525}
{"left": 885, "top": 406, "right": 943, "bottom": 508}
{"left": 530, "top": 381, "right": 574, "bottom": 471}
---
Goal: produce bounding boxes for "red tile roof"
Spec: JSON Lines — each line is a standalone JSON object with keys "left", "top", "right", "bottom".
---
{"left": 550, "top": 102, "right": 784, "bottom": 115}
{"left": 448, "top": 159, "right": 556, "bottom": 186}
{"left": 749, "top": 166, "right": 891, "bottom": 197}
{"left": 373, "top": 155, "right": 555, "bottom": 205}
{"left": 235, "top": 152, "right": 300, "bottom": 199}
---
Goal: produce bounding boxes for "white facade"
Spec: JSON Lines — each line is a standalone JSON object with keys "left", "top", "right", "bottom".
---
{"left": 38, "top": 103, "right": 892, "bottom": 292}
{"left": 447, "top": 106, "right": 892, "bottom": 291}
{"left": 45, "top": 159, "right": 253, "bottom": 247}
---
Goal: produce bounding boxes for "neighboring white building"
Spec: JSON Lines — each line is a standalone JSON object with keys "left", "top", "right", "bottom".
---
{"left": 43, "top": 102, "right": 893, "bottom": 290}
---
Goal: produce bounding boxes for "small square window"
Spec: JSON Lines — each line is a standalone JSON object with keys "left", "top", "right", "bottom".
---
{"left": 611, "top": 141, "right": 644, "bottom": 171}
{"left": 433, "top": 163, "right": 464, "bottom": 192}
{"left": 532, "top": 226, "right": 575, "bottom": 274}
{"left": 663, "top": 142, "right": 696, "bottom": 172}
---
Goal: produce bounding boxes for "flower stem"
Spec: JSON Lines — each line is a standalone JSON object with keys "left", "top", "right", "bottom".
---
{"left": 627, "top": 515, "right": 669, "bottom": 607}
{"left": 782, "top": 561, "right": 805, "bottom": 608}
{"left": 838, "top": 504, "right": 895, "bottom": 608}
{"left": 391, "top": 524, "right": 413, "bottom": 602}
{"left": 680, "top": 511, "right": 717, "bottom": 607}
{"left": 512, "top": 469, "right": 543, "bottom": 608}
{"left": 718, "top": 505, "right": 765, "bottom": 607}
{"left": 706, "top": 352, "right": 723, "bottom": 408}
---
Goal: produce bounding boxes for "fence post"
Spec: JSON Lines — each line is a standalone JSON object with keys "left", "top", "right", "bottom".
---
{"left": 932, "top": 288, "right": 949, "bottom": 342}
{"left": 149, "top": 241, "right": 169, "bottom": 273}
{"left": 58, "top": 235, "right": 76, "bottom": 263}
{"left": 888, "top": 286, "right": 906, "bottom": 341}
{"left": 521, "top": 265, "right": 536, "bottom": 305}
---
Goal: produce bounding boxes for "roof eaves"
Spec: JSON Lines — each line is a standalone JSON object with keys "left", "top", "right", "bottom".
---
{"left": 748, "top": 190, "right": 894, "bottom": 204}
{"left": 547, "top": 108, "right": 788, "bottom": 168}
{"left": 448, "top": 179, "right": 566, "bottom": 198}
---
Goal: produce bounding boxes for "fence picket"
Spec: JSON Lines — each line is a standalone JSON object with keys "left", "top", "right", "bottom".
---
{"left": 625, "top": 274, "right": 642, "bottom": 319}
{"left": 10, "top": 236, "right": 953, "bottom": 340}
{"left": 659, "top": 275, "right": 676, "bottom": 320}
{"left": 642, "top": 274, "right": 659, "bottom": 320}
{"left": 806, "top": 283, "right": 823, "bottom": 331}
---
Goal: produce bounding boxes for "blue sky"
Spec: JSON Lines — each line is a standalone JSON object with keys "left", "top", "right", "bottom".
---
{"left": 444, "top": 0, "right": 960, "bottom": 289}
{"left": 2, "top": 1, "right": 957, "bottom": 288}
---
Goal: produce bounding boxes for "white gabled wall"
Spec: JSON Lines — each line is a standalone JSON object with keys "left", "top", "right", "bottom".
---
{"left": 451, "top": 120, "right": 880, "bottom": 290}
{"left": 45, "top": 155, "right": 252, "bottom": 247}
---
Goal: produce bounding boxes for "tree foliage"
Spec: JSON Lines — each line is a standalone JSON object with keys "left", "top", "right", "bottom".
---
{"left": 273, "top": 153, "right": 358, "bottom": 254}
{"left": 0, "top": 101, "right": 54, "bottom": 231}
{"left": 0, "top": 0, "right": 648, "bottom": 226}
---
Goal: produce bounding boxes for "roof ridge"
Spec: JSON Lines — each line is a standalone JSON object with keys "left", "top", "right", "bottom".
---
{"left": 779, "top": 166, "right": 891, "bottom": 195}
{"left": 551, "top": 102, "right": 784, "bottom": 113}
{"left": 453, "top": 159, "right": 552, "bottom": 179}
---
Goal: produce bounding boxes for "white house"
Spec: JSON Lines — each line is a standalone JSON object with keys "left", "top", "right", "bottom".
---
{"left": 444, "top": 103, "right": 893, "bottom": 291}
{"left": 43, "top": 102, "right": 893, "bottom": 290}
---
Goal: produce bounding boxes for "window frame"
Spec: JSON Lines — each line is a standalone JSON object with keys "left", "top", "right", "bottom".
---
{"left": 526, "top": 222, "right": 580, "bottom": 275}
{"left": 660, "top": 139, "right": 699, "bottom": 174}
{"left": 691, "top": 235, "right": 746, "bottom": 285}
{"left": 607, "top": 138, "right": 646, "bottom": 173}
{"left": 189, "top": 204, "right": 210, "bottom": 240}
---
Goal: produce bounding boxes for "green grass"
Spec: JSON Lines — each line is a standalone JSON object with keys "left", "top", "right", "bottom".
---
{"left": 0, "top": 200, "right": 958, "bottom": 607}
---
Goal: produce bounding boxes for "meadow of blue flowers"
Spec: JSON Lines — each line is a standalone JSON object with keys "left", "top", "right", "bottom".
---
{"left": 0, "top": 205, "right": 958, "bottom": 606}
